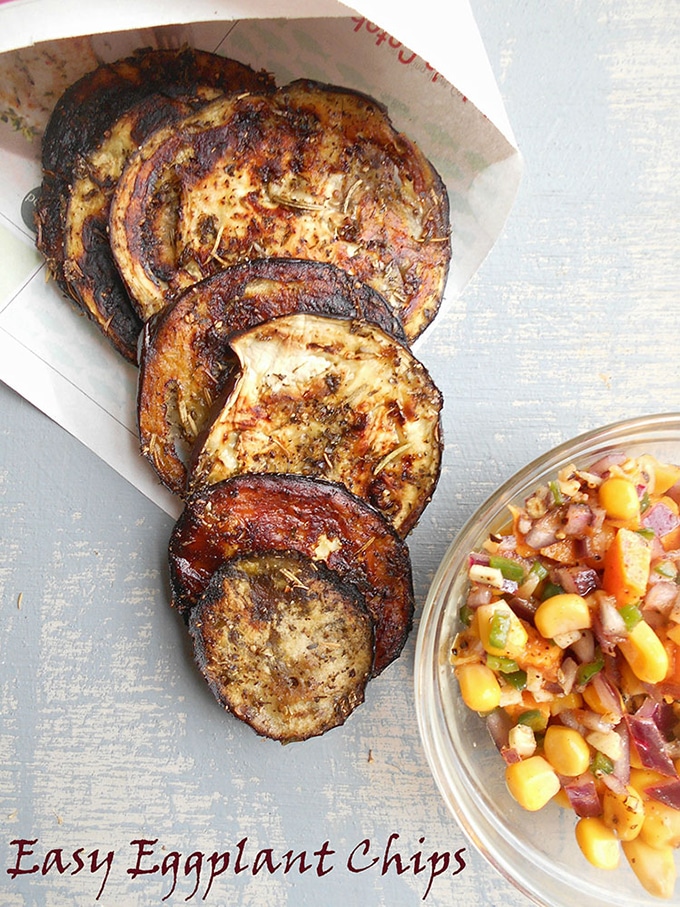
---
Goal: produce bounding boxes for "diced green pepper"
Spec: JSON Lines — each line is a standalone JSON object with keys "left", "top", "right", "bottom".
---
{"left": 636, "top": 527, "right": 655, "bottom": 540}
{"left": 654, "top": 561, "right": 676, "bottom": 579}
{"left": 541, "top": 581, "right": 565, "bottom": 601}
{"left": 576, "top": 650, "right": 605, "bottom": 686}
{"left": 486, "top": 654, "right": 520, "bottom": 674}
{"left": 618, "top": 602, "right": 642, "bottom": 631}
{"left": 640, "top": 491, "right": 651, "bottom": 513}
{"left": 529, "top": 561, "right": 549, "bottom": 581}
{"left": 489, "top": 555, "right": 525, "bottom": 583}
{"left": 516, "top": 709, "right": 548, "bottom": 732}
{"left": 459, "top": 603, "right": 474, "bottom": 628}
{"left": 591, "top": 751, "right": 614, "bottom": 776}
{"left": 488, "top": 612, "right": 511, "bottom": 649}
{"left": 549, "top": 481, "right": 563, "bottom": 505}
{"left": 504, "top": 669, "right": 528, "bottom": 691}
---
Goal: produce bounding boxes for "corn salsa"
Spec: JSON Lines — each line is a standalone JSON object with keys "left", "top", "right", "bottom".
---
{"left": 451, "top": 452, "right": 680, "bottom": 899}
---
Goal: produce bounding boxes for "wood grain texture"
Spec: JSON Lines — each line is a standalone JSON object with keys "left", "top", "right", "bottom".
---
{"left": 1, "top": 2, "right": 678, "bottom": 905}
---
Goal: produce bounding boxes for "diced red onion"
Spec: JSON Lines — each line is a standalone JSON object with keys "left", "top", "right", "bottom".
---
{"left": 570, "top": 629, "right": 596, "bottom": 664}
{"left": 611, "top": 722, "right": 631, "bottom": 786}
{"left": 644, "top": 580, "right": 679, "bottom": 614}
{"left": 561, "top": 772, "right": 602, "bottom": 817}
{"left": 557, "top": 656, "right": 578, "bottom": 695}
{"left": 645, "top": 779, "right": 680, "bottom": 811}
{"left": 467, "top": 584, "right": 493, "bottom": 609}
{"left": 593, "top": 595, "right": 627, "bottom": 654}
{"left": 625, "top": 706, "right": 677, "bottom": 777}
{"left": 599, "top": 770, "right": 627, "bottom": 796}
{"left": 501, "top": 747, "right": 522, "bottom": 765}
{"left": 554, "top": 565, "right": 599, "bottom": 596}
{"left": 506, "top": 595, "right": 538, "bottom": 622}
{"left": 524, "top": 509, "right": 565, "bottom": 549}
{"left": 486, "top": 708, "right": 512, "bottom": 753}
{"left": 587, "top": 453, "right": 627, "bottom": 477}
{"left": 642, "top": 502, "right": 680, "bottom": 539}
{"left": 563, "top": 503, "right": 595, "bottom": 538}
{"left": 591, "top": 673, "right": 623, "bottom": 722}
{"left": 469, "top": 552, "right": 491, "bottom": 567}
{"left": 577, "top": 708, "right": 616, "bottom": 733}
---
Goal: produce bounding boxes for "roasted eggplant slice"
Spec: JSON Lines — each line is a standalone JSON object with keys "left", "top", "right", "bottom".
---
{"left": 109, "top": 79, "right": 451, "bottom": 340}
{"left": 189, "top": 551, "right": 374, "bottom": 743}
{"left": 168, "top": 473, "right": 414, "bottom": 676}
{"left": 188, "top": 313, "right": 442, "bottom": 537}
{"left": 138, "top": 257, "right": 407, "bottom": 496}
{"left": 36, "top": 47, "right": 274, "bottom": 361}
{"left": 60, "top": 92, "right": 221, "bottom": 361}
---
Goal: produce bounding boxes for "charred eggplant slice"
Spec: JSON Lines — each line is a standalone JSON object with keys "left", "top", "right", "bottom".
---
{"left": 188, "top": 313, "right": 442, "bottom": 537}
{"left": 36, "top": 47, "right": 274, "bottom": 361}
{"left": 168, "top": 473, "right": 414, "bottom": 676}
{"left": 110, "top": 79, "right": 451, "bottom": 340}
{"left": 138, "top": 258, "right": 407, "bottom": 496}
{"left": 189, "top": 551, "right": 374, "bottom": 743}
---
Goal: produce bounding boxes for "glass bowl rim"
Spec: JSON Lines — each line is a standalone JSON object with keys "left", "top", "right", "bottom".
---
{"left": 414, "top": 412, "right": 680, "bottom": 907}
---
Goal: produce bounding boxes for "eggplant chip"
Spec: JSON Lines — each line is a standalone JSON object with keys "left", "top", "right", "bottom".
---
{"left": 138, "top": 257, "right": 407, "bottom": 496}
{"left": 189, "top": 551, "right": 374, "bottom": 743}
{"left": 110, "top": 79, "right": 451, "bottom": 340}
{"left": 188, "top": 313, "right": 443, "bottom": 537}
{"left": 36, "top": 47, "right": 274, "bottom": 361}
{"left": 168, "top": 473, "right": 414, "bottom": 676}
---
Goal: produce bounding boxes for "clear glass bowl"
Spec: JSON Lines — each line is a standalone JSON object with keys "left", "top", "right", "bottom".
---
{"left": 415, "top": 413, "right": 680, "bottom": 907}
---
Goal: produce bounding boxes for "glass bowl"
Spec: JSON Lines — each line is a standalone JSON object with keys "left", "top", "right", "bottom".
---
{"left": 415, "top": 413, "right": 680, "bottom": 907}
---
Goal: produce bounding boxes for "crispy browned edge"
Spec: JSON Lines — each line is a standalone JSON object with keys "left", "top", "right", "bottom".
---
{"left": 184, "top": 312, "right": 444, "bottom": 536}
{"left": 168, "top": 473, "right": 415, "bottom": 677}
{"left": 188, "top": 551, "right": 374, "bottom": 742}
{"left": 35, "top": 47, "right": 275, "bottom": 361}
{"left": 112, "top": 78, "right": 451, "bottom": 341}
{"left": 138, "top": 257, "right": 408, "bottom": 496}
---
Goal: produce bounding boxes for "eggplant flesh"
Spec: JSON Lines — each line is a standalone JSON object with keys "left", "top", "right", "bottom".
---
{"left": 188, "top": 312, "right": 443, "bottom": 537}
{"left": 169, "top": 473, "right": 414, "bottom": 677}
{"left": 138, "top": 257, "right": 408, "bottom": 496}
{"left": 36, "top": 48, "right": 274, "bottom": 361}
{"left": 189, "top": 550, "right": 374, "bottom": 743}
{"left": 109, "top": 79, "right": 451, "bottom": 341}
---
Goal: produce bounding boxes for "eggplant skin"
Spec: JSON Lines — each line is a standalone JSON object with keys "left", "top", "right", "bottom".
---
{"left": 169, "top": 473, "right": 415, "bottom": 677}
{"left": 189, "top": 551, "right": 374, "bottom": 743}
{"left": 110, "top": 79, "right": 451, "bottom": 341}
{"left": 138, "top": 257, "right": 408, "bottom": 496}
{"left": 35, "top": 48, "right": 274, "bottom": 361}
{"left": 187, "top": 313, "right": 443, "bottom": 537}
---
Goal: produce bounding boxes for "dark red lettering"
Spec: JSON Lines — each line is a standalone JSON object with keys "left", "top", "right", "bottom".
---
{"left": 202, "top": 851, "right": 230, "bottom": 900}
{"left": 381, "top": 833, "right": 408, "bottom": 875}
{"left": 346, "top": 839, "right": 378, "bottom": 874}
{"left": 127, "top": 839, "right": 159, "bottom": 878}
{"left": 6, "top": 839, "right": 39, "bottom": 879}
{"left": 313, "top": 840, "right": 335, "bottom": 877}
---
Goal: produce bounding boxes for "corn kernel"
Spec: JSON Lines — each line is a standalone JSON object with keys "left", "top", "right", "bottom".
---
{"left": 649, "top": 457, "right": 680, "bottom": 495}
{"left": 543, "top": 725, "right": 590, "bottom": 777}
{"left": 599, "top": 476, "right": 641, "bottom": 522}
{"left": 582, "top": 682, "right": 623, "bottom": 722}
{"left": 476, "top": 601, "right": 529, "bottom": 659}
{"left": 630, "top": 767, "right": 667, "bottom": 796}
{"left": 618, "top": 620, "right": 670, "bottom": 684}
{"left": 549, "top": 692, "right": 583, "bottom": 715}
{"left": 505, "top": 755, "right": 560, "bottom": 811}
{"left": 602, "top": 784, "right": 645, "bottom": 841}
{"left": 534, "top": 593, "right": 592, "bottom": 640}
{"left": 455, "top": 662, "right": 501, "bottom": 712}
{"left": 641, "top": 800, "right": 680, "bottom": 849}
{"left": 575, "top": 816, "right": 621, "bottom": 870}
{"left": 622, "top": 837, "right": 677, "bottom": 899}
